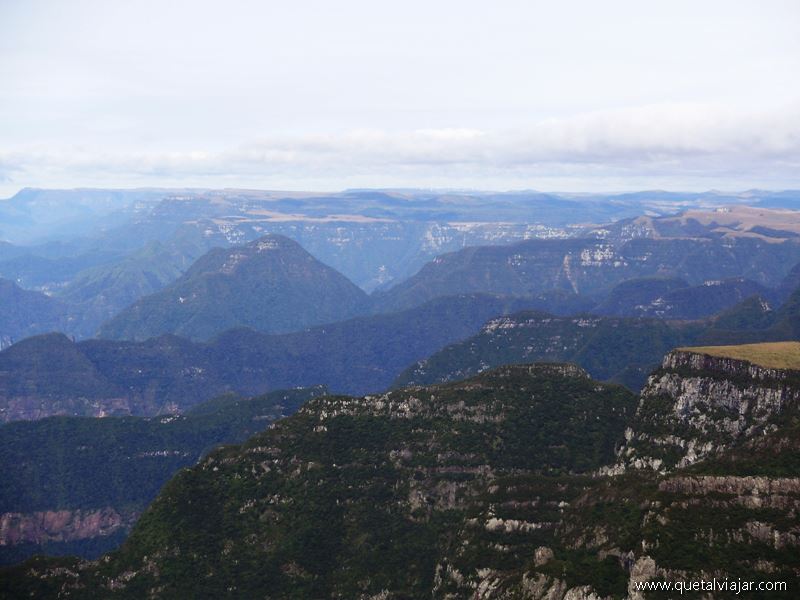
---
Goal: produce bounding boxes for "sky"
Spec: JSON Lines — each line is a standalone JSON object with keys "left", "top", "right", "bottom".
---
{"left": 1, "top": 0, "right": 799, "bottom": 196}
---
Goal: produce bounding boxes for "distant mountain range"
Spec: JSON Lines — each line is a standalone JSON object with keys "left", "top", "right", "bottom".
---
{"left": 2, "top": 227, "right": 799, "bottom": 422}
{"left": 2, "top": 194, "right": 800, "bottom": 421}
{"left": 396, "top": 286, "right": 800, "bottom": 392}
{"left": 3, "top": 190, "right": 800, "bottom": 343}
{"left": 0, "top": 294, "right": 562, "bottom": 422}
{"left": 98, "top": 235, "right": 371, "bottom": 341}
{"left": 3, "top": 280, "right": 799, "bottom": 425}
{"left": 373, "top": 235, "right": 800, "bottom": 313}
{"left": 83, "top": 214, "right": 800, "bottom": 342}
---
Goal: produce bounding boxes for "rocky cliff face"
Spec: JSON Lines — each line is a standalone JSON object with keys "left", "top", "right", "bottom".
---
{"left": 609, "top": 349, "right": 800, "bottom": 473}
{"left": 0, "top": 508, "right": 137, "bottom": 546}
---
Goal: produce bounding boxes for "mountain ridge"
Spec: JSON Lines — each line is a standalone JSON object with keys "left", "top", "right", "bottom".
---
{"left": 0, "top": 387, "right": 325, "bottom": 565}
{"left": 3, "top": 346, "right": 799, "bottom": 597}
{"left": 0, "top": 294, "right": 557, "bottom": 423}
{"left": 98, "top": 234, "right": 370, "bottom": 341}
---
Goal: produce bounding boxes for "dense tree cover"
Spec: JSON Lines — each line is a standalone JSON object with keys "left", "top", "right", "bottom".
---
{"left": 0, "top": 387, "right": 323, "bottom": 564}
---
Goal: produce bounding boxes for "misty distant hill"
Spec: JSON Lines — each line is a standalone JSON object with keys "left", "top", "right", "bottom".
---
{"left": 98, "top": 235, "right": 370, "bottom": 341}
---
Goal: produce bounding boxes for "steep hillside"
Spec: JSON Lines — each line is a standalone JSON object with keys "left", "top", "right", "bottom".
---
{"left": 98, "top": 235, "right": 370, "bottom": 341}
{"left": 374, "top": 235, "right": 800, "bottom": 313}
{"left": 0, "top": 387, "right": 323, "bottom": 565}
{"left": 4, "top": 349, "right": 800, "bottom": 598}
{"left": 590, "top": 277, "right": 689, "bottom": 316}
{"left": 0, "top": 250, "right": 124, "bottom": 291}
{"left": 698, "top": 285, "right": 800, "bottom": 345}
{"left": 708, "top": 295, "right": 776, "bottom": 331}
{"left": 0, "top": 279, "right": 70, "bottom": 349}
{"left": 610, "top": 344, "right": 800, "bottom": 472}
{"left": 395, "top": 285, "right": 800, "bottom": 394}
{"left": 593, "top": 277, "right": 772, "bottom": 319}
{"left": 0, "top": 294, "right": 546, "bottom": 422}
{"left": 776, "top": 262, "right": 800, "bottom": 303}
{"left": 394, "top": 311, "right": 706, "bottom": 392}
{"left": 57, "top": 236, "right": 209, "bottom": 338}
{"left": 0, "top": 365, "right": 638, "bottom": 598}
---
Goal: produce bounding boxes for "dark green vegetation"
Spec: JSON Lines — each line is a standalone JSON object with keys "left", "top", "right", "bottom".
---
{"left": 592, "top": 276, "right": 772, "bottom": 319}
{"left": 0, "top": 387, "right": 324, "bottom": 565}
{"left": 0, "top": 364, "right": 639, "bottom": 598}
{"left": 590, "top": 277, "right": 689, "bottom": 316}
{"left": 0, "top": 294, "right": 552, "bottom": 422}
{"left": 698, "top": 285, "right": 800, "bottom": 344}
{"left": 4, "top": 282, "right": 799, "bottom": 425}
{"left": 98, "top": 235, "right": 371, "bottom": 341}
{"left": 4, "top": 349, "right": 799, "bottom": 598}
{"left": 394, "top": 311, "right": 707, "bottom": 392}
{"left": 57, "top": 235, "right": 211, "bottom": 338}
{"left": 373, "top": 235, "right": 800, "bottom": 314}
{"left": 777, "top": 262, "right": 800, "bottom": 303}
{"left": 0, "top": 278, "right": 70, "bottom": 348}
{"left": 708, "top": 295, "right": 777, "bottom": 331}
{"left": 396, "top": 284, "right": 800, "bottom": 392}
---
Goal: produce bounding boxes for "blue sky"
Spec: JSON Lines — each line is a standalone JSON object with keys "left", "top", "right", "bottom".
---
{"left": 1, "top": 0, "right": 799, "bottom": 195}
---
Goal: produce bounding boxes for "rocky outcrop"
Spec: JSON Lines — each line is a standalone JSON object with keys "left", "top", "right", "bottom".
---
{"left": 0, "top": 508, "right": 138, "bottom": 546}
{"left": 659, "top": 350, "right": 796, "bottom": 381}
{"left": 609, "top": 349, "right": 800, "bottom": 472}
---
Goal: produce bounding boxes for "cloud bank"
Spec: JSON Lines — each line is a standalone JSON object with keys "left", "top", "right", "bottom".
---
{"left": 2, "top": 103, "right": 799, "bottom": 192}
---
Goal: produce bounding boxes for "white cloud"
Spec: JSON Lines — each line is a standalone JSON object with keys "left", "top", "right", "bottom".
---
{"left": 2, "top": 103, "right": 799, "bottom": 191}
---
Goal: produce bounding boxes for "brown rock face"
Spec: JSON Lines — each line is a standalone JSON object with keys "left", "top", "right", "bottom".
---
{"left": 0, "top": 507, "right": 138, "bottom": 545}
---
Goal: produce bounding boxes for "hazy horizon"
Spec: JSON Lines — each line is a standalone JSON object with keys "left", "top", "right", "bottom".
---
{"left": 5, "top": 184, "right": 800, "bottom": 203}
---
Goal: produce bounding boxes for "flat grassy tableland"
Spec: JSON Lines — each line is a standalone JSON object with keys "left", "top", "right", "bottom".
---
{"left": 678, "top": 341, "right": 800, "bottom": 370}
